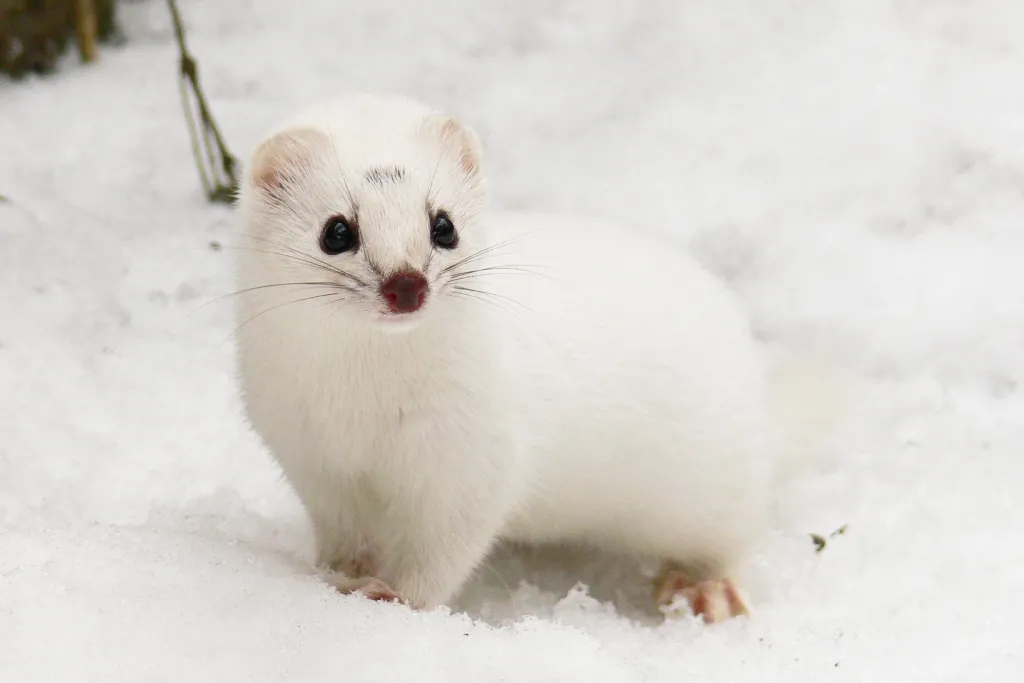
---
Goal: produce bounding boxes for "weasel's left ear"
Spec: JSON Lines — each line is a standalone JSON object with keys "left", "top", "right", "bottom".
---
{"left": 249, "top": 127, "right": 328, "bottom": 195}
{"left": 427, "top": 116, "right": 483, "bottom": 178}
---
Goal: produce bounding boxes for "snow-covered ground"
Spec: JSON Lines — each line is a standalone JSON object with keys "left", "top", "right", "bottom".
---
{"left": 2, "top": 0, "right": 1023, "bottom": 680}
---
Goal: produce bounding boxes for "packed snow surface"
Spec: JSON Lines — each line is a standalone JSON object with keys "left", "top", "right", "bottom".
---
{"left": 2, "top": 1, "right": 1023, "bottom": 681}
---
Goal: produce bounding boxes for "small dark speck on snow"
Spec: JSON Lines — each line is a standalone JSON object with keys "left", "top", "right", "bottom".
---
{"left": 810, "top": 524, "right": 849, "bottom": 553}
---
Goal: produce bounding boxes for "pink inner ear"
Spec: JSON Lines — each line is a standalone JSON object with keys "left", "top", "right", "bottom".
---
{"left": 250, "top": 127, "right": 327, "bottom": 193}
{"left": 439, "top": 118, "right": 481, "bottom": 176}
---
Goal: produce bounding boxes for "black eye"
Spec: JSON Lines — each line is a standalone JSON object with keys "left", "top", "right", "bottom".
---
{"left": 320, "top": 216, "right": 358, "bottom": 255}
{"left": 430, "top": 212, "right": 459, "bottom": 249}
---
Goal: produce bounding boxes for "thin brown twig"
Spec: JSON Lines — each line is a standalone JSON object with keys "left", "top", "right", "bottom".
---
{"left": 166, "top": 0, "right": 239, "bottom": 204}
{"left": 74, "top": 0, "right": 98, "bottom": 62}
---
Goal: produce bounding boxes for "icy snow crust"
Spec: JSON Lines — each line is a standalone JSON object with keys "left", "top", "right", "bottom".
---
{"left": 2, "top": 1, "right": 1023, "bottom": 681}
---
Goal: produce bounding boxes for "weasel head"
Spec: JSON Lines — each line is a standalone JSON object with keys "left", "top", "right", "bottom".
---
{"left": 237, "top": 94, "right": 490, "bottom": 333}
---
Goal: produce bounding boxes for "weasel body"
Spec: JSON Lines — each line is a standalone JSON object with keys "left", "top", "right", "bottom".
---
{"left": 234, "top": 94, "right": 817, "bottom": 621}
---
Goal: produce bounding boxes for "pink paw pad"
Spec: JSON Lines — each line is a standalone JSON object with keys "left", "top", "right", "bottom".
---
{"left": 657, "top": 573, "right": 751, "bottom": 623}
{"left": 328, "top": 574, "right": 407, "bottom": 605}
{"left": 355, "top": 578, "right": 405, "bottom": 604}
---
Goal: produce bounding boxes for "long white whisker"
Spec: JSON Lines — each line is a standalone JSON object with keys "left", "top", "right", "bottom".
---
{"left": 224, "top": 292, "right": 342, "bottom": 345}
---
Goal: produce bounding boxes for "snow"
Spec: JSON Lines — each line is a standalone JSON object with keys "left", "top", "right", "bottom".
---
{"left": 2, "top": 0, "right": 1023, "bottom": 680}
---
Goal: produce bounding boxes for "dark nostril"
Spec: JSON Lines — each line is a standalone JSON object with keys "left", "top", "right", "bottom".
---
{"left": 380, "top": 271, "right": 429, "bottom": 313}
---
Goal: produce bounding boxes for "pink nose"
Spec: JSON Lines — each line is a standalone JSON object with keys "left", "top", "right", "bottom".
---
{"left": 381, "top": 271, "right": 428, "bottom": 313}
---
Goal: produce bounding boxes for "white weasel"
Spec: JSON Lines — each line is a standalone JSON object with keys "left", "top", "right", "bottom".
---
{"left": 234, "top": 94, "right": 828, "bottom": 622}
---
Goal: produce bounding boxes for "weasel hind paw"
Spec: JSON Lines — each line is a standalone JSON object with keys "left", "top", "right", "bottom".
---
{"left": 657, "top": 573, "right": 751, "bottom": 623}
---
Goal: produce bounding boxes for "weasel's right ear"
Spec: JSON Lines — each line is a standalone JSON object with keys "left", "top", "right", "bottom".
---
{"left": 249, "top": 127, "right": 328, "bottom": 196}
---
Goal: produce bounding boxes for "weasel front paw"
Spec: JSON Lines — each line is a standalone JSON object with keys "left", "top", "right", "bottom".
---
{"left": 325, "top": 573, "right": 407, "bottom": 605}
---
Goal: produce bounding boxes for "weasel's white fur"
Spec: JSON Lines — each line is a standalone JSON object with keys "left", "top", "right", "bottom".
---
{"left": 234, "top": 94, "right": 833, "bottom": 612}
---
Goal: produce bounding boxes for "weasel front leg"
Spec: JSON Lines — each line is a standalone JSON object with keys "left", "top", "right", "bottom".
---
{"left": 367, "top": 429, "right": 522, "bottom": 610}
{"left": 319, "top": 541, "right": 407, "bottom": 604}
{"left": 302, "top": 442, "right": 518, "bottom": 610}
{"left": 287, "top": 475, "right": 406, "bottom": 603}
{"left": 376, "top": 483, "right": 514, "bottom": 610}
{"left": 319, "top": 508, "right": 503, "bottom": 610}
